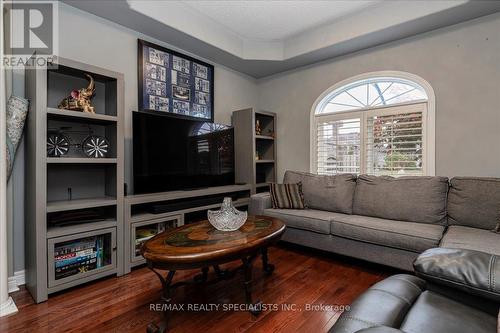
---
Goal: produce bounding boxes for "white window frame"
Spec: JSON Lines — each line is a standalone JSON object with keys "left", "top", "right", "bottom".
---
{"left": 310, "top": 71, "right": 435, "bottom": 176}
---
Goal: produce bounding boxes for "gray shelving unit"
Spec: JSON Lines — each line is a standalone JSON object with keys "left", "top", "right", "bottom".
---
{"left": 232, "top": 108, "right": 277, "bottom": 193}
{"left": 25, "top": 57, "right": 124, "bottom": 303}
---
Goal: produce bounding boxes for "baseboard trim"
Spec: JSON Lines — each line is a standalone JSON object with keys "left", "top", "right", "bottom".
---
{"left": 8, "top": 270, "right": 25, "bottom": 293}
{"left": 0, "top": 297, "right": 18, "bottom": 317}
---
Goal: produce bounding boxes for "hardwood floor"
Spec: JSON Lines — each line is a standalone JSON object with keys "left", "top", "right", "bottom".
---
{"left": 0, "top": 244, "right": 394, "bottom": 333}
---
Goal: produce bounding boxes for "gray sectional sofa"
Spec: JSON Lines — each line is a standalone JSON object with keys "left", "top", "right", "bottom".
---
{"left": 249, "top": 171, "right": 500, "bottom": 271}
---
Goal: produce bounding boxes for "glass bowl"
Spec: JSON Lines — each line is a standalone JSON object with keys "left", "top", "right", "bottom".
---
{"left": 208, "top": 197, "right": 248, "bottom": 231}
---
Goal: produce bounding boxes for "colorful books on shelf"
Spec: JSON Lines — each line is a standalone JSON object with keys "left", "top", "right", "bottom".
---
{"left": 54, "top": 235, "right": 106, "bottom": 280}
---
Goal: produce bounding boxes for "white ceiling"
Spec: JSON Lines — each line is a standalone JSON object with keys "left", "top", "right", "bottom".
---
{"left": 64, "top": 0, "right": 500, "bottom": 78}
{"left": 180, "top": 1, "right": 378, "bottom": 41}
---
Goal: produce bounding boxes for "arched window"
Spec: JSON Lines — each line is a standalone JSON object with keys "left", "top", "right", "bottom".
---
{"left": 311, "top": 72, "right": 435, "bottom": 176}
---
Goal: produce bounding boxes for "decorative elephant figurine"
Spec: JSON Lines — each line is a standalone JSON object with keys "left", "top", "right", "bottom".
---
{"left": 58, "top": 73, "right": 96, "bottom": 113}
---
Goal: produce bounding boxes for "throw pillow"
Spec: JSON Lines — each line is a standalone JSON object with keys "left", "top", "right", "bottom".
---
{"left": 270, "top": 183, "right": 305, "bottom": 209}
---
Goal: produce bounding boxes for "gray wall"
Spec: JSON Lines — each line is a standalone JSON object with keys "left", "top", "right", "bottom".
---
{"left": 257, "top": 12, "right": 500, "bottom": 180}
{"left": 9, "top": 3, "right": 258, "bottom": 273}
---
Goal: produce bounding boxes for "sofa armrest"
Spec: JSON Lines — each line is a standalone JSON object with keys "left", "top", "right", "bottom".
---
{"left": 414, "top": 248, "right": 500, "bottom": 302}
{"left": 249, "top": 192, "right": 272, "bottom": 216}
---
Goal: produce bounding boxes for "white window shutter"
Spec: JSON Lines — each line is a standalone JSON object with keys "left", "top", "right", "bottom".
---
{"left": 315, "top": 117, "right": 361, "bottom": 175}
{"left": 365, "top": 103, "right": 426, "bottom": 176}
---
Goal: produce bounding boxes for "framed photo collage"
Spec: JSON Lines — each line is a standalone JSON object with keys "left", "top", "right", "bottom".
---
{"left": 138, "top": 39, "right": 214, "bottom": 121}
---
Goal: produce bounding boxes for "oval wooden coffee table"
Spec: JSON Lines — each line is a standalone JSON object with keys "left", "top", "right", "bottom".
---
{"left": 142, "top": 215, "right": 286, "bottom": 332}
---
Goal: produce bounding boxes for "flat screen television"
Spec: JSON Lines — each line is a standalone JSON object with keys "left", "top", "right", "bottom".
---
{"left": 133, "top": 111, "right": 235, "bottom": 194}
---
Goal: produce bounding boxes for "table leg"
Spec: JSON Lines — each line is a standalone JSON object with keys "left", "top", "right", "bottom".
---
{"left": 201, "top": 267, "right": 208, "bottom": 281}
{"left": 261, "top": 247, "right": 275, "bottom": 275}
{"left": 148, "top": 269, "right": 176, "bottom": 333}
{"left": 194, "top": 267, "right": 209, "bottom": 283}
{"left": 242, "top": 257, "right": 253, "bottom": 304}
{"left": 242, "top": 256, "right": 262, "bottom": 316}
{"left": 213, "top": 265, "right": 231, "bottom": 279}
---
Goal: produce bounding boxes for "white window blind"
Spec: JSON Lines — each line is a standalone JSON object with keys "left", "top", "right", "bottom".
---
{"left": 316, "top": 117, "right": 361, "bottom": 175}
{"left": 314, "top": 102, "right": 427, "bottom": 176}
{"left": 365, "top": 104, "right": 425, "bottom": 176}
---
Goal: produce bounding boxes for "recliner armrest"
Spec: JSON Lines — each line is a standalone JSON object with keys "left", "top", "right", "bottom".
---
{"left": 414, "top": 248, "right": 500, "bottom": 302}
{"left": 248, "top": 192, "right": 272, "bottom": 216}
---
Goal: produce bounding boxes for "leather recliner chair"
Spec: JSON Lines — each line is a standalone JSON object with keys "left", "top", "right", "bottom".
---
{"left": 329, "top": 248, "right": 500, "bottom": 333}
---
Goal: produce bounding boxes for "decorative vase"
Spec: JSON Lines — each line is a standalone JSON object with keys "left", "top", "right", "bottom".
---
{"left": 208, "top": 197, "right": 248, "bottom": 231}
{"left": 6, "top": 95, "right": 29, "bottom": 180}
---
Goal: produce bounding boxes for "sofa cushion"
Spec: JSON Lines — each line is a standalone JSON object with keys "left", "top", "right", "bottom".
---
{"left": 353, "top": 175, "right": 449, "bottom": 224}
{"left": 447, "top": 177, "right": 500, "bottom": 230}
{"left": 283, "top": 170, "right": 356, "bottom": 214}
{"left": 440, "top": 226, "right": 500, "bottom": 256}
{"left": 400, "top": 290, "right": 497, "bottom": 333}
{"left": 263, "top": 208, "right": 345, "bottom": 234}
{"left": 330, "top": 215, "right": 445, "bottom": 253}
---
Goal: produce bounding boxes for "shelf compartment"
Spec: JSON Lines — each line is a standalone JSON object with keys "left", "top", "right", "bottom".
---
{"left": 131, "top": 215, "right": 182, "bottom": 264}
{"left": 130, "top": 190, "right": 250, "bottom": 217}
{"left": 47, "top": 205, "right": 117, "bottom": 229}
{"left": 47, "top": 107, "right": 117, "bottom": 124}
{"left": 47, "top": 164, "right": 116, "bottom": 202}
{"left": 47, "top": 65, "right": 118, "bottom": 116}
{"left": 256, "top": 183, "right": 270, "bottom": 188}
{"left": 47, "top": 196, "right": 117, "bottom": 213}
{"left": 130, "top": 198, "right": 250, "bottom": 224}
{"left": 47, "top": 220, "right": 117, "bottom": 238}
{"left": 47, "top": 227, "right": 117, "bottom": 288}
{"left": 255, "top": 112, "right": 275, "bottom": 138}
{"left": 256, "top": 139, "right": 275, "bottom": 161}
{"left": 256, "top": 163, "right": 276, "bottom": 184}
{"left": 47, "top": 117, "right": 117, "bottom": 159}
